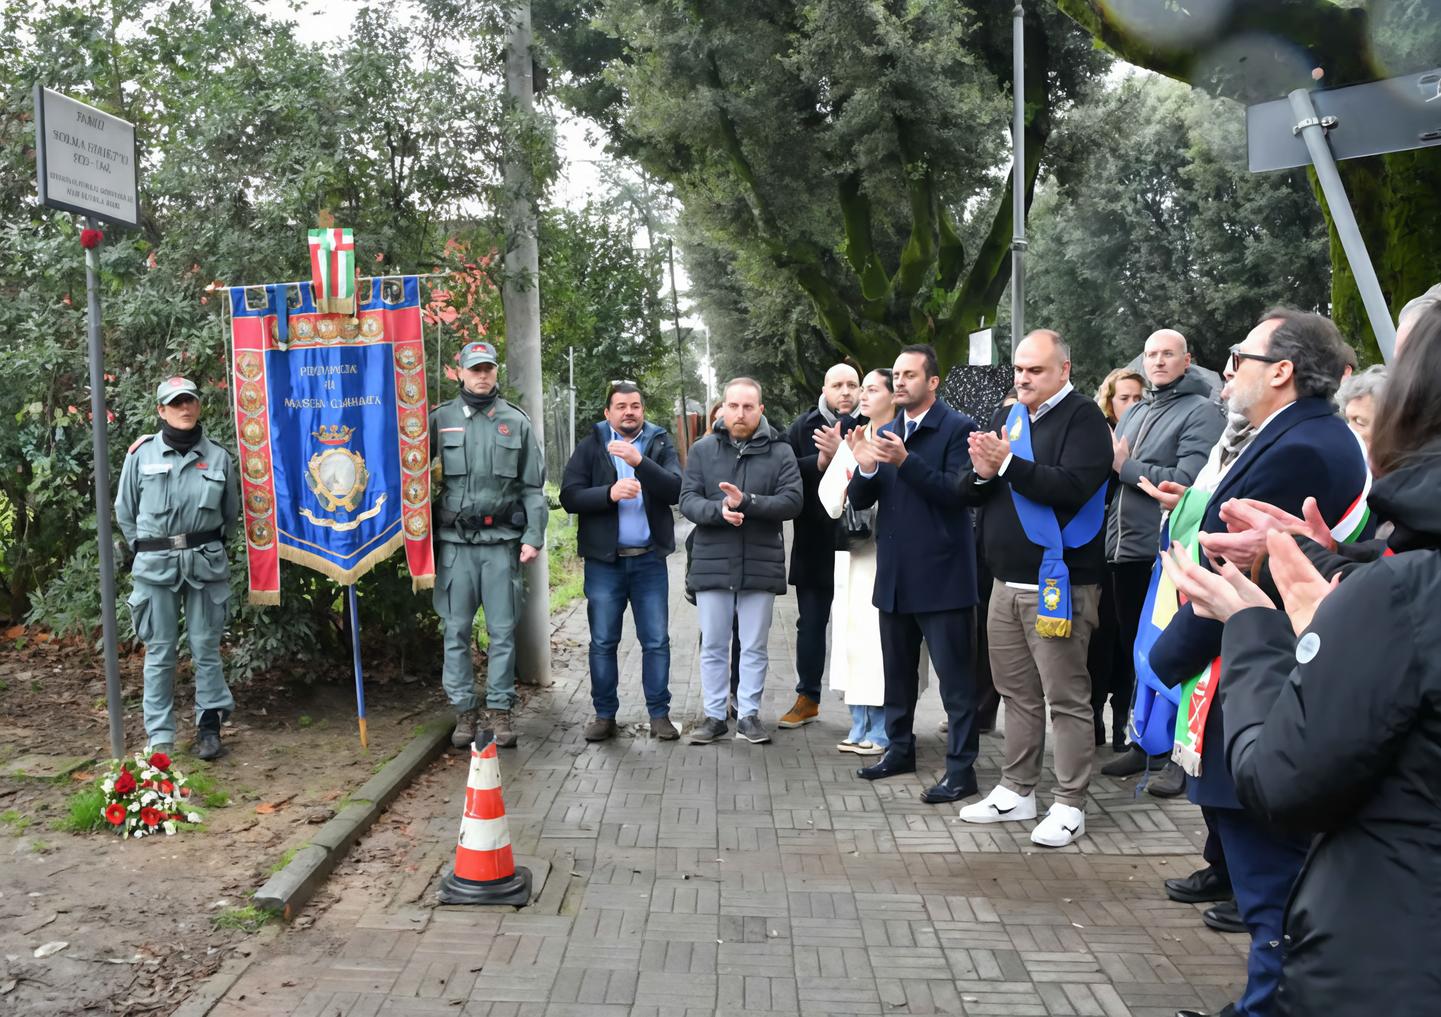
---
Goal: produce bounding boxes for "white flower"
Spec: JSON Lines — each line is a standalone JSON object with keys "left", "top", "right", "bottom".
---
{"left": 128, "top": 802, "right": 140, "bottom": 812}
{"left": 132, "top": 829, "right": 143, "bottom": 838}
{"left": 186, "top": 813, "right": 201, "bottom": 824}
{"left": 162, "top": 821, "right": 176, "bottom": 836}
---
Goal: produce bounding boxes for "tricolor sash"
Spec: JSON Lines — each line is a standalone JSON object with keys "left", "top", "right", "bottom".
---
{"left": 1004, "top": 403, "right": 1108, "bottom": 638}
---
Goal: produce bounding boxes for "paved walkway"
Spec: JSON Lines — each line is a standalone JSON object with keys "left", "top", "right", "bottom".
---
{"left": 208, "top": 533, "right": 1245, "bottom": 1017}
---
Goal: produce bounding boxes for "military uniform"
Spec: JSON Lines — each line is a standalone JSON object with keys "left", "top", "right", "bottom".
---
{"left": 114, "top": 377, "right": 239, "bottom": 755}
{"left": 431, "top": 342, "right": 547, "bottom": 743}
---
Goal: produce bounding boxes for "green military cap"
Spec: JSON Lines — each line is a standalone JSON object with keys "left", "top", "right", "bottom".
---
{"left": 156, "top": 376, "right": 200, "bottom": 405}
{"left": 458, "top": 341, "right": 499, "bottom": 368}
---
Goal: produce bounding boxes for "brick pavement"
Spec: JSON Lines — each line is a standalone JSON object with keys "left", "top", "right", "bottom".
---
{"left": 208, "top": 532, "right": 1246, "bottom": 1017}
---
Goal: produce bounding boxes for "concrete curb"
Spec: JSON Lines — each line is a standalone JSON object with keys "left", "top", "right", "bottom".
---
{"left": 253, "top": 714, "right": 452, "bottom": 919}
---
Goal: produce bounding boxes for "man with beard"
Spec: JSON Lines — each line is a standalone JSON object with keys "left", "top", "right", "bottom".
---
{"left": 560, "top": 382, "right": 683, "bottom": 742}
{"left": 1146, "top": 309, "right": 1369, "bottom": 1017}
{"left": 681, "top": 378, "right": 803, "bottom": 745}
{"left": 431, "top": 340, "right": 548, "bottom": 750}
{"left": 116, "top": 376, "right": 239, "bottom": 760}
{"left": 779, "top": 363, "right": 862, "bottom": 730}
{"left": 848, "top": 344, "right": 984, "bottom": 804}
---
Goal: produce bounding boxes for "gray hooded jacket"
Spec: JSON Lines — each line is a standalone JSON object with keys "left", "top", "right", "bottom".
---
{"left": 1105, "top": 369, "right": 1225, "bottom": 562}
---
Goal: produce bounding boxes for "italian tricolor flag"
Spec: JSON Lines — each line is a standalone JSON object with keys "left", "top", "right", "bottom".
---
{"left": 308, "top": 228, "right": 356, "bottom": 301}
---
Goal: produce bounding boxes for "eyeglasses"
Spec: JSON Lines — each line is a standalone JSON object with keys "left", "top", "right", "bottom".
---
{"left": 1228, "top": 345, "right": 1285, "bottom": 374}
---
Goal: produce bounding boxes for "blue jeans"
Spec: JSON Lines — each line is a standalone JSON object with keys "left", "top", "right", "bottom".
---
{"left": 847, "top": 705, "right": 888, "bottom": 748}
{"left": 585, "top": 552, "right": 671, "bottom": 719}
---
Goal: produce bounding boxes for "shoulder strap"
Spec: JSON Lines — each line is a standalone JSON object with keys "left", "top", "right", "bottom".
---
{"left": 128, "top": 432, "right": 157, "bottom": 454}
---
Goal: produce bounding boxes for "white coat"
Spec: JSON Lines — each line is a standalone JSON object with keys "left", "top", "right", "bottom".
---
{"left": 818, "top": 426, "right": 927, "bottom": 706}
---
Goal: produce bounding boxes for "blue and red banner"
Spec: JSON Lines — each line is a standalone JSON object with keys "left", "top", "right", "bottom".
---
{"left": 228, "top": 277, "right": 434, "bottom": 603}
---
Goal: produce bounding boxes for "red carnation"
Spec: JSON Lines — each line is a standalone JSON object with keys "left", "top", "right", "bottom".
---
{"left": 105, "top": 804, "right": 126, "bottom": 826}
{"left": 180, "top": 786, "right": 191, "bottom": 797}
{"left": 139, "top": 807, "right": 162, "bottom": 828}
{"left": 79, "top": 228, "right": 104, "bottom": 250}
{"left": 148, "top": 752, "right": 171, "bottom": 770}
{"left": 114, "top": 770, "right": 137, "bottom": 794}
{"left": 159, "top": 779, "right": 174, "bottom": 794}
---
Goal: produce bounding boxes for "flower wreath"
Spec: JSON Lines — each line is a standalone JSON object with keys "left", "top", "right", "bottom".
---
{"left": 100, "top": 750, "right": 202, "bottom": 838}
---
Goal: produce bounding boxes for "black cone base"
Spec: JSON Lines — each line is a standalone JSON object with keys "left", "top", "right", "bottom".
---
{"left": 438, "top": 865, "right": 532, "bottom": 906}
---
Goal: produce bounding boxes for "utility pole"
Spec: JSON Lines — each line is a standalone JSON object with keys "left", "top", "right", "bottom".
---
{"left": 567, "top": 345, "right": 576, "bottom": 461}
{"left": 666, "top": 238, "right": 689, "bottom": 456}
{"left": 1010, "top": 1, "right": 1026, "bottom": 350}
{"left": 502, "top": 0, "right": 551, "bottom": 685}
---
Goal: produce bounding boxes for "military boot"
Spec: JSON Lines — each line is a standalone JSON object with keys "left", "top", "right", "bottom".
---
{"left": 491, "top": 709, "right": 518, "bottom": 748}
{"left": 452, "top": 708, "right": 479, "bottom": 749}
{"left": 195, "top": 709, "right": 225, "bottom": 761}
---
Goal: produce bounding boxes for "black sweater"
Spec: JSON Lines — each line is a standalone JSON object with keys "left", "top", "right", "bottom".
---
{"left": 959, "top": 391, "right": 1114, "bottom": 587}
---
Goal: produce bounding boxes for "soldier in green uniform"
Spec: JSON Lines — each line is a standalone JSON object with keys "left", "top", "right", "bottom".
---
{"left": 115, "top": 376, "right": 239, "bottom": 760}
{"left": 431, "top": 341, "right": 548, "bottom": 749}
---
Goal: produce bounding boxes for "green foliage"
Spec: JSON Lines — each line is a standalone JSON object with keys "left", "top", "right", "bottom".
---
{"left": 1, "top": 1, "right": 664, "bottom": 683}
{"left": 55, "top": 781, "right": 107, "bottom": 833}
{"left": 1026, "top": 75, "right": 1331, "bottom": 390}
{"left": 1051, "top": 0, "right": 1441, "bottom": 360}
{"left": 211, "top": 904, "right": 274, "bottom": 933}
{"left": 540, "top": 0, "right": 1109, "bottom": 374}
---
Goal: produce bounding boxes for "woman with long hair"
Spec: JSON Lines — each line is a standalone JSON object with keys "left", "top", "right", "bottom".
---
{"left": 818, "top": 368, "right": 923, "bottom": 754}
{"left": 1161, "top": 303, "right": 1441, "bottom": 1016}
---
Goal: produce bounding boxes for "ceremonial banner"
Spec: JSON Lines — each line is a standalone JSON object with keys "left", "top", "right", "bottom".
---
{"left": 228, "top": 276, "right": 434, "bottom": 604}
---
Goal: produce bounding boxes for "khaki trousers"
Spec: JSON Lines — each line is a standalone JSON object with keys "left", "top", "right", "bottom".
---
{"left": 987, "top": 580, "right": 1101, "bottom": 808}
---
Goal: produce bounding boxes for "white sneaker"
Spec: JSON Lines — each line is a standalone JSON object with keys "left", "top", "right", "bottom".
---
{"left": 958, "top": 786, "right": 1037, "bottom": 824}
{"left": 1030, "top": 803, "right": 1085, "bottom": 848}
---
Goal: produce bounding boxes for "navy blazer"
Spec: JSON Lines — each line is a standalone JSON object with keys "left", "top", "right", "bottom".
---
{"left": 1149, "top": 397, "right": 1371, "bottom": 808}
{"left": 848, "top": 399, "right": 979, "bottom": 615}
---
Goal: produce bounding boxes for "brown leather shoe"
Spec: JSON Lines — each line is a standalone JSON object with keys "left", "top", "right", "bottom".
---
{"left": 650, "top": 714, "right": 680, "bottom": 740}
{"left": 777, "top": 694, "right": 819, "bottom": 729}
{"left": 584, "top": 716, "right": 618, "bottom": 742}
{"left": 491, "top": 709, "right": 518, "bottom": 748}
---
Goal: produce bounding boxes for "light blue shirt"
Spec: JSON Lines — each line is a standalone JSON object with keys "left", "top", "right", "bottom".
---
{"left": 610, "top": 426, "right": 651, "bottom": 548}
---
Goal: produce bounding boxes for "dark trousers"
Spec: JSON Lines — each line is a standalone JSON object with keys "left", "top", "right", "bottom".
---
{"left": 1089, "top": 560, "right": 1153, "bottom": 744}
{"left": 1201, "top": 806, "right": 1231, "bottom": 885}
{"left": 793, "top": 584, "right": 833, "bottom": 701}
{"left": 1211, "top": 806, "right": 1309, "bottom": 1017}
{"left": 879, "top": 607, "right": 978, "bottom": 781}
{"left": 973, "top": 555, "right": 999, "bottom": 729}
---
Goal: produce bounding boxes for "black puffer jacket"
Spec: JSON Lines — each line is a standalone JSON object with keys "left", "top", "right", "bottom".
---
{"left": 679, "top": 418, "right": 803, "bottom": 594}
{"left": 1219, "top": 447, "right": 1441, "bottom": 1016}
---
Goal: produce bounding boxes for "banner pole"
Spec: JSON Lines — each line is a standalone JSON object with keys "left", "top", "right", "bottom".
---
{"left": 347, "top": 583, "right": 368, "bottom": 748}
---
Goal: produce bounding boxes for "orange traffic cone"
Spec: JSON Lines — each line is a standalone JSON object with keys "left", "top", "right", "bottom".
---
{"left": 437, "top": 730, "right": 532, "bottom": 906}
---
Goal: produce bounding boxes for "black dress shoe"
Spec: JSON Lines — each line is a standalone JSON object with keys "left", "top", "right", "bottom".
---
{"left": 1177, "top": 1004, "right": 1238, "bottom": 1017}
{"left": 1146, "top": 760, "right": 1187, "bottom": 798}
{"left": 1204, "top": 899, "right": 1247, "bottom": 934}
{"left": 919, "top": 773, "right": 980, "bottom": 804}
{"left": 1165, "top": 865, "right": 1232, "bottom": 904}
{"left": 1100, "top": 745, "right": 1167, "bottom": 777}
{"left": 857, "top": 751, "right": 916, "bottom": 781}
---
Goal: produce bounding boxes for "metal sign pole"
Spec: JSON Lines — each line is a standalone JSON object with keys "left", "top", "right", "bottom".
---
{"left": 1010, "top": 2, "right": 1026, "bottom": 350}
{"left": 84, "top": 219, "right": 125, "bottom": 760}
{"left": 1287, "top": 88, "right": 1398, "bottom": 362}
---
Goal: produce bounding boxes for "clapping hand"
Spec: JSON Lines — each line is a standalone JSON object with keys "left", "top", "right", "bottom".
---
{"left": 1159, "top": 541, "right": 1271, "bottom": 623}
{"left": 1220, "top": 497, "right": 1336, "bottom": 553}
{"left": 967, "top": 429, "right": 1009, "bottom": 479}
{"left": 606, "top": 439, "right": 643, "bottom": 467}
{"left": 870, "top": 430, "right": 908, "bottom": 466}
{"left": 1112, "top": 433, "right": 1131, "bottom": 475}
{"left": 610, "top": 478, "right": 642, "bottom": 502}
{"left": 718, "top": 481, "right": 744, "bottom": 510}
{"left": 1267, "top": 530, "right": 1339, "bottom": 635}
{"left": 851, "top": 429, "right": 878, "bottom": 473}
{"left": 1138, "top": 476, "right": 1187, "bottom": 511}
{"left": 813, "top": 422, "right": 842, "bottom": 470}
